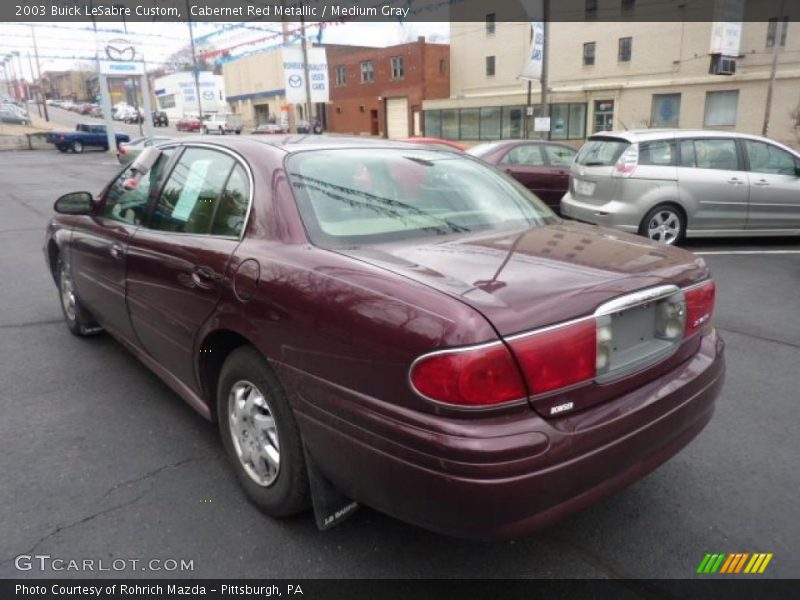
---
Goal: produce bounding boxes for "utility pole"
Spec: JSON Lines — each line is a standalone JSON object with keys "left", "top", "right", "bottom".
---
{"left": 300, "top": 5, "right": 313, "bottom": 129}
{"left": 540, "top": 0, "right": 550, "bottom": 141}
{"left": 31, "top": 25, "right": 48, "bottom": 121}
{"left": 186, "top": 0, "right": 204, "bottom": 120}
{"left": 27, "top": 52, "right": 42, "bottom": 118}
{"left": 763, "top": 0, "right": 786, "bottom": 137}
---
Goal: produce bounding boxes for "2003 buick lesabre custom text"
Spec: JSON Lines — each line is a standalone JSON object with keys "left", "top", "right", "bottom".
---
{"left": 43, "top": 137, "right": 725, "bottom": 540}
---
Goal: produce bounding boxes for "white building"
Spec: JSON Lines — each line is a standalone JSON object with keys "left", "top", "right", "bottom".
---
{"left": 152, "top": 71, "right": 227, "bottom": 119}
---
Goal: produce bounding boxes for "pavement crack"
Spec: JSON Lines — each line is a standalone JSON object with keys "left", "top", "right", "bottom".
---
{"left": 101, "top": 456, "right": 206, "bottom": 499}
{"left": 0, "top": 318, "right": 64, "bottom": 329}
{"left": 717, "top": 326, "right": 800, "bottom": 351}
{"left": 0, "top": 490, "right": 149, "bottom": 568}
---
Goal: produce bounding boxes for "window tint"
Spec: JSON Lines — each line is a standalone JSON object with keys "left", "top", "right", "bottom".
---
{"left": 679, "top": 139, "right": 739, "bottom": 171}
{"left": 102, "top": 149, "right": 174, "bottom": 225}
{"left": 575, "top": 138, "right": 629, "bottom": 166}
{"left": 639, "top": 140, "right": 676, "bottom": 166}
{"left": 149, "top": 148, "right": 236, "bottom": 234}
{"left": 501, "top": 144, "right": 545, "bottom": 166}
{"left": 544, "top": 144, "right": 577, "bottom": 166}
{"left": 744, "top": 141, "right": 798, "bottom": 176}
{"left": 287, "top": 149, "right": 555, "bottom": 245}
{"left": 211, "top": 164, "right": 250, "bottom": 237}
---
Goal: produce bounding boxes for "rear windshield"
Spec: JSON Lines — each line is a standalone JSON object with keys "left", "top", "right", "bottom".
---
{"left": 575, "top": 137, "right": 630, "bottom": 166}
{"left": 286, "top": 148, "right": 556, "bottom": 246}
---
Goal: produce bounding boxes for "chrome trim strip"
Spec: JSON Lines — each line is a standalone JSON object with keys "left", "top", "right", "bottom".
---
{"left": 594, "top": 284, "right": 680, "bottom": 316}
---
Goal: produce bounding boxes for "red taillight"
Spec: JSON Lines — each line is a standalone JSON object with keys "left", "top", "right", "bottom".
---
{"left": 508, "top": 320, "right": 597, "bottom": 395}
{"left": 684, "top": 280, "right": 716, "bottom": 338}
{"left": 409, "top": 343, "right": 526, "bottom": 406}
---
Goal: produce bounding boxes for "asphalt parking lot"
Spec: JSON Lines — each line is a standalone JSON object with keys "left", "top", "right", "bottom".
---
{"left": 0, "top": 149, "right": 798, "bottom": 580}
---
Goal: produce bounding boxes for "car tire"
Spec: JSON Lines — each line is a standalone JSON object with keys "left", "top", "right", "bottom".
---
{"left": 56, "top": 258, "right": 102, "bottom": 337}
{"left": 217, "top": 346, "right": 310, "bottom": 517}
{"left": 203, "top": 127, "right": 208, "bottom": 135}
{"left": 72, "top": 141, "right": 84, "bottom": 154}
{"left": 639, "top": 204, "right": 685, "bottom": 246}
{"left": 220, "top": 127, "right": 226, "bottom": 135}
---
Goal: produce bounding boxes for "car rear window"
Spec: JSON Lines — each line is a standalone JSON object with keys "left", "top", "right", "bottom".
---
{"left": 575, "top": 137, "right": 630, "bottom": 166}
{"left": 286, "top": 148, "right": 556, "bottom": 245}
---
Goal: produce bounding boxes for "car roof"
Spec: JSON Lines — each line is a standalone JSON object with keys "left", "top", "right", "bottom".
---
{"left": 589, "top": 129, "right": 783, "bottom": 144}
{"left": 168, "top": 135, "right": 443, "bottom": 154}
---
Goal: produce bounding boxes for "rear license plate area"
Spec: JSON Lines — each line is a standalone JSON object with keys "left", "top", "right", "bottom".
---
{"left": 575, "top": 179, "right": 596, "bottom": 195}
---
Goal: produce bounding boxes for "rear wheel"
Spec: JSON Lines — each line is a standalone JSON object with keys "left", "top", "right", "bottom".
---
{"left": 57, "top": 259, "right": 102, "bottom": 336}
{"left": 72, "top": 141, "right": 84, "bottom": 154}
{"left": 640, "top": 204, "right": 685, "bottom": 245}
{"left": 217, "top": 346, "right": 310, "bottom": 516}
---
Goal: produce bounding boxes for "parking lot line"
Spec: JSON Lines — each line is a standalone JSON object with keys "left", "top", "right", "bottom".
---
{"left": 693, "top": 250, "right": 800, "bottom": 255}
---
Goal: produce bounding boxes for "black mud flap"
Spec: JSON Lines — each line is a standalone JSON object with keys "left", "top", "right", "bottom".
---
{"left": 304, "top": 448, "right": 359, "bottom": 531}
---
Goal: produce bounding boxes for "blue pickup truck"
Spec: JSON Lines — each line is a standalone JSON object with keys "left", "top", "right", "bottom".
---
{"left": 46, "top": 123, "right": 130, "bottom": 153}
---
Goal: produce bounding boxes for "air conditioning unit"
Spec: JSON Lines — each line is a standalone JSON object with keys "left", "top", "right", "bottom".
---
{"left": 709, "top": 54, "right": 736, "bottom": 76}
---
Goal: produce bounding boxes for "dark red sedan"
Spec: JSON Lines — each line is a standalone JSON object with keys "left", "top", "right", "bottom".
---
{"left": 44, "top": 136, "right": 724, "bottom": 540}
{"left": 468, "top": 140, "right": 577, "bottom": 212}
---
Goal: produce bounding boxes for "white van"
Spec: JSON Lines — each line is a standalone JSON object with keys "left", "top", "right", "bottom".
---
{"left": 202, "top": 114, "right": 244, "bottom": 135}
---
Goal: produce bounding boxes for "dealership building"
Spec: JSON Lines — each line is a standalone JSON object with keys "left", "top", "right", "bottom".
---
{"left": 152, "top": 71, "right": 227, "bottom": 119}
{"left": 424, "top": 16, "right": 800, "bottom": 148}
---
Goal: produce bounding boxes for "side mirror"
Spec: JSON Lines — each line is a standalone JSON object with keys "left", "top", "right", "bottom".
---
{"left": 54, "top": 191, "right": 93, "bottom": 215}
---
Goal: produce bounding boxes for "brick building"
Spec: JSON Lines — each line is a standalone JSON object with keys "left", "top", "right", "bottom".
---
{"left": 326, "top": 38, "right": 450, "bottom": 138}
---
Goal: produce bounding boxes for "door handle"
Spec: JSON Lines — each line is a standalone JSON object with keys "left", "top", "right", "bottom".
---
{"left": 191, "top": 266, "right": 218, "bottom": 289}
{"left": 109, "top": 243, "right": 124, "bottom": 259}
{"left": 753, "top": 179, "right": 770, "bottom": 187}
{"left": 727, "top": 177, "right": 744, "bottom": 185}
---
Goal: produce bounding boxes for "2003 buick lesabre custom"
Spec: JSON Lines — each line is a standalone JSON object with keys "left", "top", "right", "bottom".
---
{"left": 44, "top": 137, "right": 724, "bottom": 540}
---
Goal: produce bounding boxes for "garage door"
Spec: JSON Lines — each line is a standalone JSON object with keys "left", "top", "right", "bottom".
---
{"left": 386, "top": 97, "right": 409, "bottom": 139}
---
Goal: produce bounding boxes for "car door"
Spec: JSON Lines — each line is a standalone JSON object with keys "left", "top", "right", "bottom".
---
{"left": 68, "top": 150, "right": 175, "bottom": 343}
{"left": 499, "top": 144, "right": 556, "bottom": 207}
{"left": 125, "top": 146, "right": 252, "bottom": 391}
{"left": 742, "top": 139, "right": 800, "bottom": 229}
{"left": 676, "top": 138, "right": 749, "bottom": 231}
{"left": 542, "top": 144, "right": 577, "bottom": 207}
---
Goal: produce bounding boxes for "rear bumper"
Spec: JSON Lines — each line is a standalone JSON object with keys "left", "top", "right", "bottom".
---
{"left": 290, "top": 331, "right": 725, "bottom": 540}
{"left": 561, "top": 191, "right": 641, "bottom": 233}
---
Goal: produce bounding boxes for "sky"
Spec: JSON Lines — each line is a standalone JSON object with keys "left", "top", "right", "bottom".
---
{"left": 0, "top": 21, "right": 450, "bottom": 79}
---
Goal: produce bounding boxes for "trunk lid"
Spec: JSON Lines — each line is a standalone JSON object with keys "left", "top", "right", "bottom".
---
{"left": 334, "top": 221, "right": 710, "bottom": 416}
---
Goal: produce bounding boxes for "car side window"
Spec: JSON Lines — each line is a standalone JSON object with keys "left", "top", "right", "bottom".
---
{"left": 679, "top": 139, "right": 738, "bottom": 171}
{"left": 744, "top": 140, "right": 797, "bottom": 176}
{"left": 639, "top": 140, "right": 676, "bottom": 166}
{"left": 211, "top": 164, "right": 250, "bottom": 237}
{"left": 101, "top": 149, "right": 174, "bottom": 226}
{"left": 149, "top": 148, "right": 236, "bottom": 235}
{"left": 501, "top": 144, "right": 545, "bottom": 166}
{"left": 544, "top": 145, "right": 576, "bottom": 167}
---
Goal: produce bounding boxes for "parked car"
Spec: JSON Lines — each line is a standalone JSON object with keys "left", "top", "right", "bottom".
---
{"left": 295, "top": 118, "right": 323, "bottom": 134}
{"left": 202, "top": 113, "right": 244, "bottom": 135}
{"left": 152, "top": 111, "right": 169, "bottom": 127}
{"left": 46, "top": 123, "right": 130, "bottom": 153}
{"left": 175, "top": 115, "right": 202, "bottom": 132}
{"left": 89, "top": 106, "right": 103, "bottom": 118}
{"left": 399, "top": 137, "right": 466, "bottom": 152}
{"left": 469, "top": 141, "right": 577, "bottom": 213}
{"left": 116, "top": 136, "right": 173, "bottom": 165}
{"left": 252, "top": 123, "right": 288, "bottom": 135}
{"left": 124, "top": 108, "right": 145, "bottom": 124}
{"left": 0, "top": 106, "right": 30, "bottom": 125}
{"left": 561, "top": 129, "right": 800, "bottom": 244}
{"left": 44, "top": 137, "right": 724, "bottom": 539}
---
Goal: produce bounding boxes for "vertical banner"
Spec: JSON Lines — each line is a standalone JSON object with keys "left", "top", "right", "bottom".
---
{"left": 519, "top": 22, "right": 544, "bottom": 80}
{"left": 709, "top": 0, "right": 745, "bottom": 56}
{"left": 282, "top": 46, "right": 330, "bottom": 104}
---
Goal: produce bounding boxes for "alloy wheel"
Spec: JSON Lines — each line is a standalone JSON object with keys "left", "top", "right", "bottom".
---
{"left": 228, "top": 380, "right": 280, "bottom": 487}
{"left": 647, "top": 209, "right": 681, "bottom": 245}
{"left": 60, "top": 263, "right": 76, "bottom": 321}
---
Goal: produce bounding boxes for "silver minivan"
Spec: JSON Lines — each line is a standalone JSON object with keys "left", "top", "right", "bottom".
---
{"left": 561, "top": 129, "right": 800, "bottom": 244}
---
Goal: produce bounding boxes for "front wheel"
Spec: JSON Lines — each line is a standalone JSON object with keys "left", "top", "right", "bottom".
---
{"left": 57, "top": 259, "right": 102, "bottom": 337}
{"left": 217, "top": 347, "right": 310, "bottom": 517}
{"left": 639, "top": 204, "right": 685, "bottom": 245}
